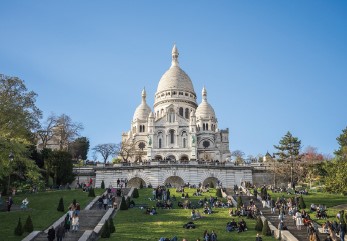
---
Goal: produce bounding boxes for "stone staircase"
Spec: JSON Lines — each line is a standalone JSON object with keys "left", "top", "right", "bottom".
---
{"left": 228, "top": 190, "right": 329, "bottom": 241}
{"left": 29, "top": 188, "right": 132, "bottom": 241}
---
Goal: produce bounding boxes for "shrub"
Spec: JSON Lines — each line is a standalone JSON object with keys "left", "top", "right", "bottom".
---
{"left": 120, "top": 196, "right": 128, "bottom": 210}
{"left": 255, "top": 216, "right": 263, "bottom": 231}
{"left": 132, "top": 188, "right": 139, "bottom": 198}
{"left": 237, "top": 196, "right": 243, "bottom": 208}
{"left": 140, "top": 182, "right": 144, "bottom": 189}
{"left": 109, "top": 218, "right": 115, "bottom": 233}
{"left": 100, "top": 220, "right": 110, "bottom": 238}
{"left": 88, "top": 187, "right": 95, "bottom": 197}
{"left": 126, "top": 196, "right": 131, "bottom": 208}
{"left": 14, "top": 218, "right": 24, "bottom": 236}
{"left": 101, "top": 180, "right": 105, "bottom": 189}
{"left": 57, "top": 197, "right": 64, "bottom": 212}
{"left": 216, "top": 188, "right": 222, "bottom": 198}
{"left": 23, "top": 215, "right": 34, "bottom": 233}
{"left": 298, "top": 195, "right": 306, "bottom": 209}
{"left": 262, "top": 218, "right": 271, "bottom": 236}
{"left": 130, "top": 200, "right": 135, "bottom": 208}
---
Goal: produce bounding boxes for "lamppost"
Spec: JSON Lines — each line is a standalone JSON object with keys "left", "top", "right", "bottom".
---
{"left": 272, "top": 153, "right": 276, "bottom": 188}
{"left": 77, "top": 155, "right": 82, "bottom": 186}
{"left": 8, "top": 152, "right": 14, "bottom": 195}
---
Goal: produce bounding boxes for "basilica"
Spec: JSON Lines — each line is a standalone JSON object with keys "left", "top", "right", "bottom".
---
{"left": 121, "top": 45, "right": 231, "bottom": 163}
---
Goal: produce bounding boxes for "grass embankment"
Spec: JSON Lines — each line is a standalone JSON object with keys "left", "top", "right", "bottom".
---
{"left": 268, "top": 191, "right": 347, "bottom": 225}
{"left": 113, "top": 188, "right": 274, "bottom": 241}
{"left": 0, "top": 189, "right": 103, "bottom": 241}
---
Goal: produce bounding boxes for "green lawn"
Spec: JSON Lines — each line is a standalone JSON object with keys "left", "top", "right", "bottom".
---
{"left": 268, "top": 191, "right": 347, "bottom": 225}
{"left": 112, "top": 188, "right": 274, "bottom": 241}
{"left": 0, "top": 189, "right": 104, "bottom": 241}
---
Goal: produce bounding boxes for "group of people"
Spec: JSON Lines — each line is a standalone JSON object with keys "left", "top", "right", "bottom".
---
{"left": 226, "top": 218, "right": 248, "bottom": 233}
{"left": 64, "top": 200, "right": 81, "bottom": 233}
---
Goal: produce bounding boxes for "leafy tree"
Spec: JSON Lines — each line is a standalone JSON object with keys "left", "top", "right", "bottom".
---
{"left": 335, "top": 126, "right": 347, "bottom": 158}
{"left": 100, "top": 219, "right": 110, "bottom": 238}
{"left": 101, "top": 180, "right": 105, "bottom": 189}
{"left": 237, "top": 196, "right": 243, "bottom": 208}
{"left": 301, "top": 146, "right": 325, "bottom": 188}
{"left": 323, "top": 159, "right": 347, "bottom": 194}
{"left": 262, "top": 218, "right": 271, "bottom": 236}
{"left": 69, "top": 137, "right": 90, "bottom": 160}
{"left": 132, "top": 188, "right": 139, "bottom": 198}
{"left": 255, "top": 216, "right": 263, "bottom": 231}
{"left": 88, "top": 187, "right": 95, "bottom": 197}
{"left": 57, "top": 197, "right": 65, "bottom": 212}
{"left": 23, "top": 215, "right": 34, "bottom": 233}
{"left": 93, "top": 143, "right": 117, "bottom": 163}
{"left": 48, "top": 150, "right": 75, "bottom": 185}
{"left": 109, "top": 218, "right": 115, "bottom": 233}
{"left": 274, "top": 131, "right": 302, "bottom": 184}
{"left": 120, "top": 196, "right": 128, "bottom": 210}
{"left": 0, "top": 75, "right": 42, "bottom": 194}
{"left": 14, "top": 218, "right": 24, "bottom": 236}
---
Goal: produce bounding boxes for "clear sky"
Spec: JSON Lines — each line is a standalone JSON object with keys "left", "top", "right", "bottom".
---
{"left": 1, "top": 1, "right": 346, "bottom": 160}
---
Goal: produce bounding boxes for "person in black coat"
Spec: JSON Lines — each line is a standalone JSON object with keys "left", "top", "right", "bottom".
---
{"left": 47, "top": 226, "right": 55, "bottom": 241}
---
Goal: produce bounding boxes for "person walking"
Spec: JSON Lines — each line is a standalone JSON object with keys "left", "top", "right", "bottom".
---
{"left": 339, "top": 221, "right": 346, "bottom": 241}
{"left": 71, "top": 213, "right": 79, "bottom": 232}
{"left": 47, "top": 226, "right": 55, "bottom": 241}
{"left": 56, "top": 224, "right": 65, "bottom": 241}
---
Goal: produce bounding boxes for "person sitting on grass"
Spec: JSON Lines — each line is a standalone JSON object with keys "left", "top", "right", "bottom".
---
{"left": 21, "top": 197, "right": 29, "bottom": 210}
{"left": 195, "top": 210, "right": 202, "bottom": 219}
{"left": 238, "top": 219, "right": 247, "bottom": 232}
{"left": 150, "top": 207, "right": 157, "bottom": 215}
{"left": 191, "top": 209, "right": 196, "bottom": 220}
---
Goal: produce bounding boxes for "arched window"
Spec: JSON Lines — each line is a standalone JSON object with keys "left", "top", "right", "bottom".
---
{"left": 143, "top": 125, "right": 145, "bottom": 132}
{"left": 170, "top": 130, "right": 175, "bottom": 144}
{"left": 183, "top": 138, "right": 186, "bottom": 148}
{"left": 203, "top": 123, "right": 206, "bottom": 131}
{"left": 159, "top": 138, "right": 162, "bottom": 148}
{"left": 185, "top": 108, "right": 189, "bottom": 119}
{"left": 179, "top": 107, "right": 183, "bottom": 116}
{"left": 169, "top": 109, "right": 175, "bottom": 123}
{"left": 206, "top": 123, "right": 209, "bottom": 131}
{"left": 139, "top": 125, "right": 142, "bottom": 132}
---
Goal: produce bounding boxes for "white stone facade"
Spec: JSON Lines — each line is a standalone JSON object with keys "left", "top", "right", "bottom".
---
{"left": 122, "top": 45, "right": 231, "bottom": 162}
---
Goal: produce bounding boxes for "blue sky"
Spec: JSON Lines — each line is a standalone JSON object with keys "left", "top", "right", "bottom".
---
{"left": 1, "top": 1, "right": 346, "bottom": 159}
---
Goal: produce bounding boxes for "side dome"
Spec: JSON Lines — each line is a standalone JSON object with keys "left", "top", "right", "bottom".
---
{"left": 196, "top": 87, "right": 216, "bottom": 119}
{"left": 156, "top": 45, "right": 196, "bottom": 95}
{"left": 133, "top": 88, "right": 152, "bottom": 121}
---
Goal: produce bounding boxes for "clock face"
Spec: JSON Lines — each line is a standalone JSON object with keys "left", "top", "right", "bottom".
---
{"left": 203, "top": 140, "right": 210, "bottom": 148}
{"left": 138, "top": 142, "right": 146, "bottom": 150}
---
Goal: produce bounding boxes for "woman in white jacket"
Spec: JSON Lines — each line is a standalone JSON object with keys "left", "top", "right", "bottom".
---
{"left": 295, "top": 211, "right": 303, "bottom": 230}
{"left": 71, "top": 213, "right": 79, "bottom": 232}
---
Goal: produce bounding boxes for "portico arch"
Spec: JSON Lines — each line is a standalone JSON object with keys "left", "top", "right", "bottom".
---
{"left": 155, "top": 155, "right": 163, "bottom": 161}
{"left": 180, "top": 154, "right": 189, "bottom": 161}
{"left": 166, "top": 155, "right": 176, "bottom": 161}
{"left": 203, "top": 177, "right": 219, "bottom": 187}
{"left": 164, "top": 176, "right": 184, "bottom": 187}
{"left": 127, "top": 177, "right": 146, "bottom": 188}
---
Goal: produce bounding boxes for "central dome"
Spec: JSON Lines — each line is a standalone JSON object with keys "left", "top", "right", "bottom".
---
{"left": 156, "top": 45, "right": 196, "bottom": 95}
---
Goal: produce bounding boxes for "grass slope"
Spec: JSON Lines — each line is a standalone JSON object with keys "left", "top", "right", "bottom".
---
{"left": 113, "top": 188, "right": 274, "bottom": 241}
{"left": 0, "top": 189, "right": 103, "bottom": 241}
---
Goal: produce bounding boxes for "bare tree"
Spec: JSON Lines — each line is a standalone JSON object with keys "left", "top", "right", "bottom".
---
{"left": 93, "top": 143, "right": 117, "bottom": 163}
{"left": 37, "top": 113, "right": 83, "bottom": 151}
{"left": 56, "top": 114, "right": 83, "bottom": 150}
{"left": 231, "top": 150, "right": 245, "bottom": 165}
{"left": 37, "top": 114, "right": 57, "bottom": 149}
{"left": 115, "top": 141, "right": 136, "bottom": 162}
